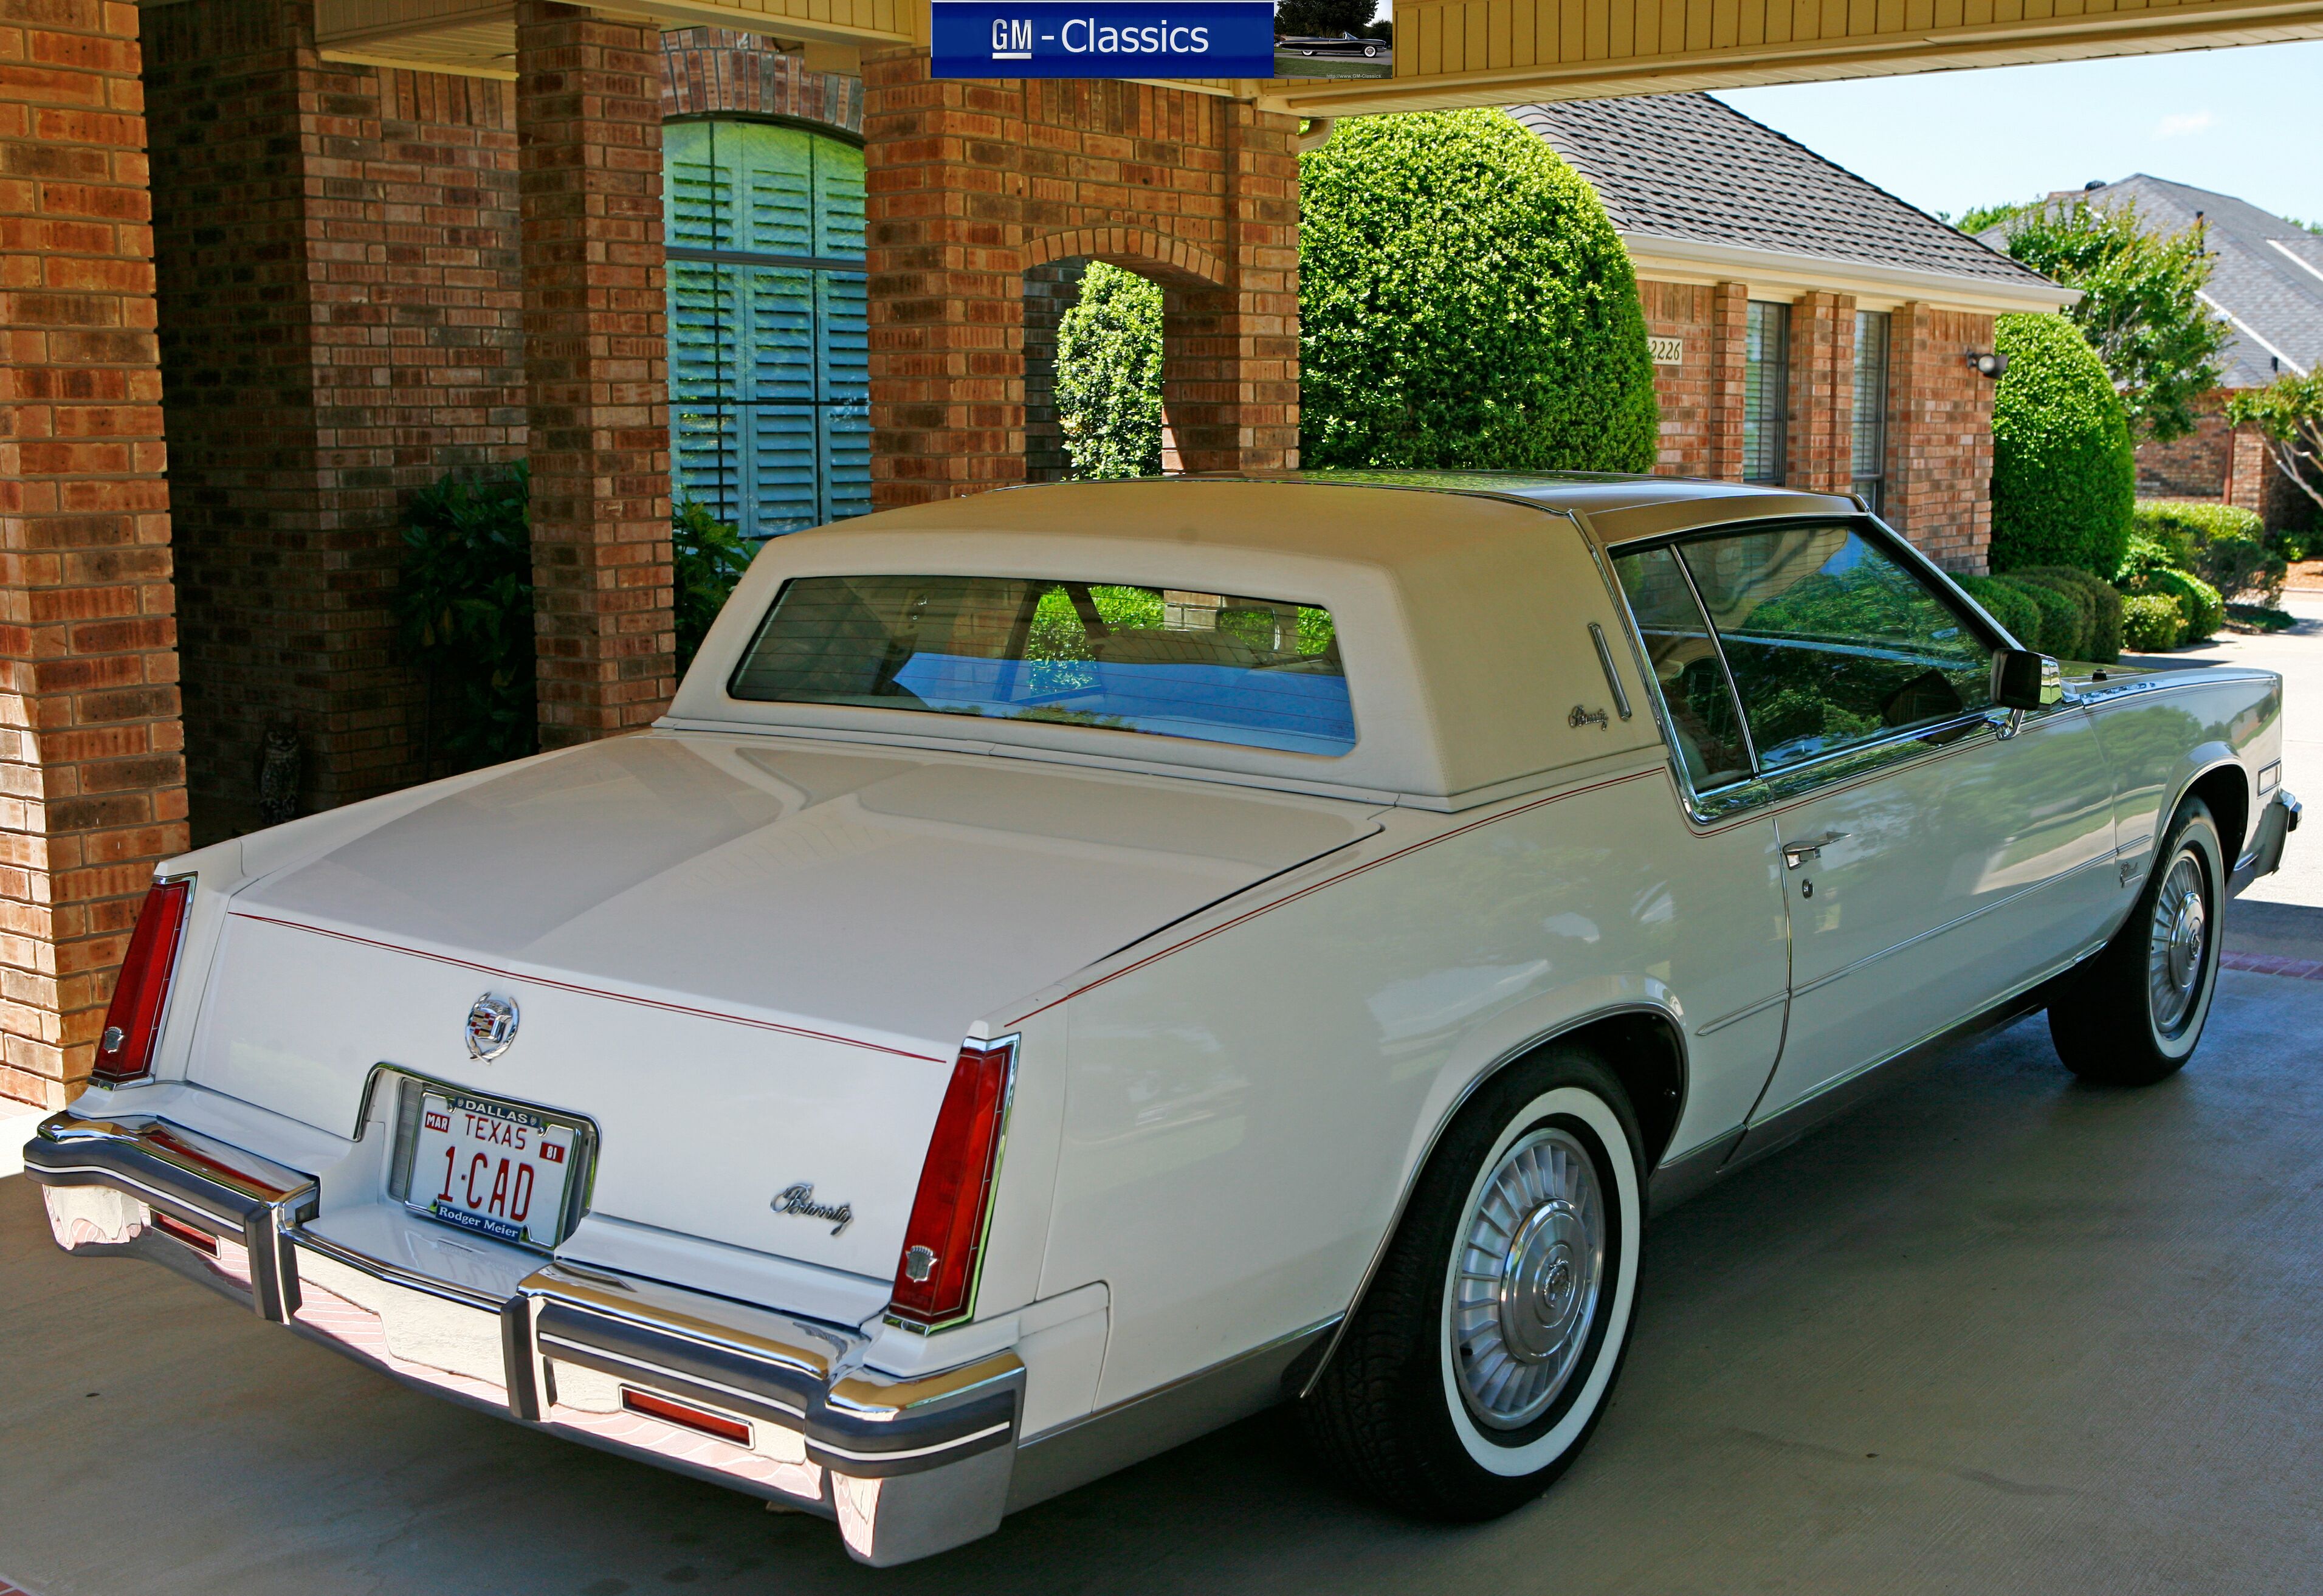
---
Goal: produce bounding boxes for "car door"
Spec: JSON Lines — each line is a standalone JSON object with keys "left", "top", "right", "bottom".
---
{"left": 1644, "top": 520, "right": 2115, "bottom": 1121}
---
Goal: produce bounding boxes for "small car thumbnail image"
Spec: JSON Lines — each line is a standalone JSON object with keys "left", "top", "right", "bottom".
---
{"left": 1272, "top": 18, "right": 1392, "bottom": 77}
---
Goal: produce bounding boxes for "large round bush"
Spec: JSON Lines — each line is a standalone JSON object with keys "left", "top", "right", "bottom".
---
{"left": 1299, "top": 109, "right": 1659, "bottom": 471}
{"left": 1989, "top": 312, "right": 2135, "bottom": 577}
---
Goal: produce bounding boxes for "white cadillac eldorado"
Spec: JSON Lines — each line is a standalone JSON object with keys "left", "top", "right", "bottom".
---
{"left": 27, "top": 474, "right": 2299, "bottom": 1564}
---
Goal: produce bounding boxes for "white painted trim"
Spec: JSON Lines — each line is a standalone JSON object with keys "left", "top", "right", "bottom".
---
{"left": 1620, "top": 232, "right": 2080, "bottom": 315}
{"left": 2200, "top": 291, "right": 2308, "bottom": 377}
{"left": 2265, "top": 236, "right": 2323, "bottom": 289}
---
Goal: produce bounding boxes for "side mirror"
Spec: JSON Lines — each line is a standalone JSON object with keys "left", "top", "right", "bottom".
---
{"left": 1992, "top": 648, "right": 2063, "bottom": 711}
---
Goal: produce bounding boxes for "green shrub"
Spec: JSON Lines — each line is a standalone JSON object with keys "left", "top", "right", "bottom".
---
{"left": 1299, "top": 109, "right": 1658, "bottom": 470}
{"left": 1989, "top": 313, "right": 2136, "bottom": 577}
{"left": 672, "top": 498, "right": 753, "bottom": 673}
{"left": 2012, "top": 565, "right": 2122, "bottom": 662}
{"left": 2005, "top": 571, "right": 2097, "bottom": 659}
{"left": 2121, "top": 592, "right": 2186, "bottom": 651}
{"left": 398, "top": 469, "right": 757, "bottom": 774}
{"left": 1995, "top": 574, "right": 2087, "bottom": 658}
{"left": 1955, "top": 573, "right": 2044, "bottom": 647}
{"left": 2132, "top": 498, "right": 2285, "bottom": 603}
{"left": 1055, "top": 263, "right": 1165, "bottom": 479}
{"left": 2137, "top": 566, "right": 2226, "bottom": 641}
{"left": 396, "top": 464, "right": 537, "bottom": 771}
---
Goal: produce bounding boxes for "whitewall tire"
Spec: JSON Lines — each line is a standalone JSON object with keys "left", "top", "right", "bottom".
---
{"left": 1302, "top": 1045, "right": 1643, "bottom": 1518}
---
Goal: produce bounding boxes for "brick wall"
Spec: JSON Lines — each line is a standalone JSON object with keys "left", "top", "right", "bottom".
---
{"left": 862, "top": 56, "right": 1298, "bottom": 506}
{"left": 1707, "top": 280, "right": 1747, "bottom": 483}
{"left": 515, "top": 1, "right": 674, "bottom": 747}
{"left": 661, "top": 26, "right": 861, "bottom": 129}
{"left": 0, "top": 0, "right": 188, "bottom": 1108}
{"left": 1639, "top": 279, "right": 1712, "bottom": 475}
{"left": 1022, "top": 258, "right": 1085, "bottom": 483}
{"left": 1785, "top": 291, "right": 1854, "bottom": 495}
{"left": 145, "top": 0, "right": 525, "bottom": 841}
{"left": 1887, "top": 303, "right": 1996, "bottom": 571}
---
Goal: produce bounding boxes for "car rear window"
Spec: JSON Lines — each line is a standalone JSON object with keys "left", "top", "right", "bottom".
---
{"left": 728, "top": 576, "right": 1355, "bottom": 755}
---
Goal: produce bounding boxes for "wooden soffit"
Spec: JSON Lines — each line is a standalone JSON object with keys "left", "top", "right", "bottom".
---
{"left": 307, "top": 0, "right": 2323, "bottom": 101}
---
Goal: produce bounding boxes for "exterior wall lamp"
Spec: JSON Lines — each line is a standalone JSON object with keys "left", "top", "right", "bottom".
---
{"left": 1965, "top": 351, "right": 2009, "bottom": 379}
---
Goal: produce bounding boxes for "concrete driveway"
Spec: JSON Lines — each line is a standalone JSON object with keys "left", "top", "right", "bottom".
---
{"left": 4, "top": 929, "right": 2321, "bottom": 1595}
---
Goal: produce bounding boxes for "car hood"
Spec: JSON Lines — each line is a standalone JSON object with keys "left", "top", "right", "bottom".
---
{"left": 230, "top": 731, "right": 1382, "bottom": 1053}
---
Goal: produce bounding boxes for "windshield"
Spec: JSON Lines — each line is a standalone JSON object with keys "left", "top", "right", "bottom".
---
{"left": 728, "top": 576, "right": 1355, "bottom": 755}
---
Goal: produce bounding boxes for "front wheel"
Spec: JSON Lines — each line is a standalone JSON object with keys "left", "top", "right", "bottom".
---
{"left": 1301, "top": 1046, "right": 1643, "bottom": 1519}
{"left": 2049, "top": 796, "right": 2225, "bottom": 1086}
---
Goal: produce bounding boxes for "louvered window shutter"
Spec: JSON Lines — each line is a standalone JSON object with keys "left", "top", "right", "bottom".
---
{"left": 662, "top": 120, "right": 871, "bottom": 539}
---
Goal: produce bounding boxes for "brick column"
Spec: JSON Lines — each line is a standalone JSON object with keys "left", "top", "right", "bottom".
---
{"left": 515, "top": 0, "right": 675, "bottom": 748}
{"left": 1786, "top": 291, "right": 1854, "bottom": 494}
{"left": 1158, "top": 101, "right": 1298, "bottom": 475}
{"left": 1023, "top": 259, "right": 1085, "bottom": 483}
{"left": 1887, "top": 303, "right": 1996, "bottom": 571}
{"left": 1707, "top": 280, "right": 1748, "bottom": 482}
{"left": 863, "top": 55, "right": 1298, "bottom": 506}
{"left": 0, "top": 0, "right": 188, "bottom": 1109}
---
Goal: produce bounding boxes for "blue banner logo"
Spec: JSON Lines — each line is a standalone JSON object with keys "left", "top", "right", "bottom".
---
{"left": 932, "top": 1, "right": 1278, "bottom": 77}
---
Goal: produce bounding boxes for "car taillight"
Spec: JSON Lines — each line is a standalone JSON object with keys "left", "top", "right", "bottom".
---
{"left": 91, "top": 877, "right": 192, "bottom": 1087}
{"left": 888, "top": 1037, "right": 1017, "bottom": 1329}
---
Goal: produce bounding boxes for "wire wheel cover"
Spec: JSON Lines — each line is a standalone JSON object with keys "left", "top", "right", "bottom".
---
{"left": 1451, "top": 1126, "right": 1608, "bottom": 1430}
{"left": 2149, "top": 850, "right": 2209, "bottom": 1036}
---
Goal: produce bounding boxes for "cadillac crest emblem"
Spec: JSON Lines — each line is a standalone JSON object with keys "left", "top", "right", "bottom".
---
{"left": 465, "top": 993, "right": 520, "bottom": 1061}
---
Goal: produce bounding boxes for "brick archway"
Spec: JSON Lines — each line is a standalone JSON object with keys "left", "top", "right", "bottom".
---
{"left": 862, "top": 55, "right": 1299, "bottom": 507}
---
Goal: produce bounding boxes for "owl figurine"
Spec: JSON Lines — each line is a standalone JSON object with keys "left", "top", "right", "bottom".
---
{"left": 255, "top": 720, "right": 302, "bottom": 827}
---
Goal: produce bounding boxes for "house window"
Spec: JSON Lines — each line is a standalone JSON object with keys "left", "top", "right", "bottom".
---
{"left": 1742, "top": 301, "right": 1789, "bottom": 485}
{"left": 1853, "top": 310, "right": 1890, "bottom": 514}
{"left": 664, "top": 120, "right": 870, "bottom": 538}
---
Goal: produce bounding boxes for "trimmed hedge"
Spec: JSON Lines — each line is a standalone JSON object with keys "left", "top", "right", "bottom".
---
{"left": 1989, "top": 312, "right": 2136, "bottom": 579}
{"left": 1955, "top": 574, "right": 2044, "bottom": 649}
{"left": 2132, "top": 498, "right": 2285, "bottom": 604}
{"left": 2012, "top": 565, "right": 2123, "bottom": 662}
{"left": 2121, "top": 593, "right": 2186, "bottom": 652}
{"left": 1299, "top": 109, "right": 1659, "bottom": 470}
{"left": 2000, "top": 575, "right": 2088, "bottom": 659}
{"left": 2138, "top": 566, "right": 2226, "bottom": 641}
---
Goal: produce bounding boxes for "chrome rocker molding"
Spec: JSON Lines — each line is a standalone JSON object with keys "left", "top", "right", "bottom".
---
{"left": 24, "top": 1113, "right": 1022, "bottom": 1568}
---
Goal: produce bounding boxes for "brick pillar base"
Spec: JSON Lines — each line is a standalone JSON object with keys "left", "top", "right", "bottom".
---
{"left": 0, "top": 0, "right": 189, "bottom": 1109}
{"left": 516, "top": 0, "right": 675, "bottom": 748}
{"left": 864, "top": 56, "right": 1299, "bottom": 507}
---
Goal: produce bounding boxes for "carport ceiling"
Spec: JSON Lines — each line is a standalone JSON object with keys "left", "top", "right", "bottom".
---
{"left": 146, "top": 0, "right": 2323, "bottom": 108}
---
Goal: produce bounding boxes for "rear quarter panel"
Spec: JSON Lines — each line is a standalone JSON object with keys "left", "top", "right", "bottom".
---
{"left": 1030, "top": 760, "right": 1791, "bottom": 1406}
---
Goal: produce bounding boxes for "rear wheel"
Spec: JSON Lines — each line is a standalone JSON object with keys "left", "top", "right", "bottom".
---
{"left": 1301, "top": 1046, "right": 1642, "bottom": 1518}
{"left": 2049, "top": 797, "right": 2225, "bottom": 1086}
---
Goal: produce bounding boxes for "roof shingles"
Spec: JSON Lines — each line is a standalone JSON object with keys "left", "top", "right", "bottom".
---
{"left": 1509, "top": 94, "right": 2051, "bottom": 289}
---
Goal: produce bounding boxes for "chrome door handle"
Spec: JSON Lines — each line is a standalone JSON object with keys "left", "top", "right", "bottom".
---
{"left": 1782, "top": 833, "right": 1848, "bottom": 869}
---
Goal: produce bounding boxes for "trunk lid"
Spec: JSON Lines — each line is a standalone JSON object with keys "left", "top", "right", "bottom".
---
{"left": 190, "top": 733, "right": 1378, "bottom": 1279}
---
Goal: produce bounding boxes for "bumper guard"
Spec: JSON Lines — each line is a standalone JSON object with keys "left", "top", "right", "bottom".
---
{"left": 24, "top": 1112, "right": 1020, "bottom": 1567}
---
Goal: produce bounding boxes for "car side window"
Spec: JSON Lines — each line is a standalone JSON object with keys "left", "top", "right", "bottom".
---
{"left": 1676, "top": 523, "right": 1994, "bottom": 774}
{"left": 1610, "top": 545, "right": 1752, "bottom": 791}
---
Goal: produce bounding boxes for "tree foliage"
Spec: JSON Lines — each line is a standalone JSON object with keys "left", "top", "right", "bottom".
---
{"left": 1273, "top": 0, "right": 1377, "bottom": 35}
{"left": 1055, "top": 263, "right": 1165, "bottom": 480}
{"left": 1989, "top": 312, "right": 2136, "bottom": 579}
{"left": 2224, "top": 370, "right": 2323, "bottom": 525}
{"left": 1298, "top": 109, "right": 1659, "bottom": 472}
{"left": 672, "top": 497, "right": 755, "bottom": 671}
{"left": 1975, "top": 198, "right": 2228, "bottom": 442}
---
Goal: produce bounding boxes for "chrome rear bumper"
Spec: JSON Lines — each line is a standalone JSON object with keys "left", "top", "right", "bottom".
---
{"left": 2231, "top": 788, "right": 2301, "bottom": 896}
{"left": 25, "top": 1112, "right": 1020, "bottom": 1567}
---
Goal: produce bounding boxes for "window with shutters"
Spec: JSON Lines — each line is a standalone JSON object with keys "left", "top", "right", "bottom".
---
{"left": 664, "top": 120, "right": 870, "bottom": 538}
{"left": 1742, "top": 300, "right": 1790, "bottom": 486}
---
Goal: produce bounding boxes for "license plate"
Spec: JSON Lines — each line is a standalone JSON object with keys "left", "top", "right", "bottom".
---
{"left": 405, "top": 1089, "right": 578, "bottom": 1248}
